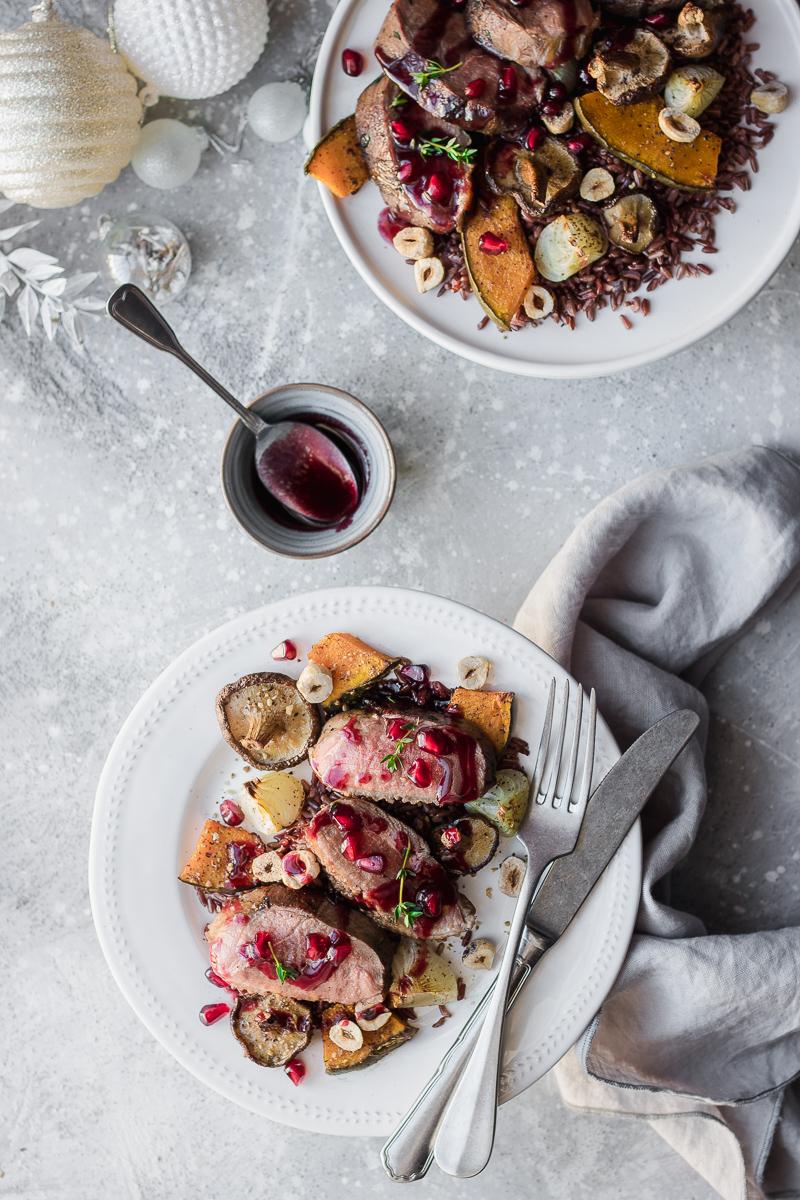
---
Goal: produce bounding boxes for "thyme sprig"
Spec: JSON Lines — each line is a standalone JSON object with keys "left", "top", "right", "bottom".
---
{"left": 390, "top": 92, "right": 409, "bottom": 109}
{"left": 411, "top": 59, "right": 463, "bottom": 89}
{"left": 267, "top": 940, "right": 298, "bottom": 984}
{"left": 416, "top": 135, "right": 477, "bottom": 164}
{"left": 381, "top": 721, "right": 415, "bottom": 773}
{"left": 393, "top": 843, "right": 424, "bottom": 927}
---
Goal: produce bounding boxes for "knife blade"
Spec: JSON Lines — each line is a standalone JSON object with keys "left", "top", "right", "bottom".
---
{"left": 381, "top": 705, "right": 699, "bottom": 1183}
{"left": 527, "top": 706, "right": 700, "bottom": 942}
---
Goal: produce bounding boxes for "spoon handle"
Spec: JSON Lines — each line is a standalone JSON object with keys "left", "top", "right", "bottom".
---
{"left": 107, "top": 284, "right": 266, "bottom": 438}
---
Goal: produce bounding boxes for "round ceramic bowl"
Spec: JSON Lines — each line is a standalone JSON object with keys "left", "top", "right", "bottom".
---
{"left": 221, "top": 383, "right": 395, "bottom": 558}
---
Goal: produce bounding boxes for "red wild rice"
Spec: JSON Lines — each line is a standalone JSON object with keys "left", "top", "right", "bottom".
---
{"left": 433, "top": 5, "right": 775, "bottom": 333}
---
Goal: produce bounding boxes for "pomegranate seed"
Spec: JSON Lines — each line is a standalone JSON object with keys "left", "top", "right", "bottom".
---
{"left": 199, "top": 1002, "right": 229, "bottom": 1026}
{"left": 526, "top": 126, "right": 545, "bottom": 151}
{"left": 285, "top": 1057, "right": 306, "bottom": 1086}
{"left": 306, "top": 932, "right": 330, "bottom": 960}
{"left": 331, "top": 803, "right": 362, "bottom": 832}
{"left": 541, "top": 100, "right": 563, "bottom": 116}
{"left": 546, "top": 80, "right": 567, "bottom": 102}
{"left": 417, "top": 727, "right": 453, "bottom": 755}
{"left": 387, "top": 717, "right": 412, "bottom": 740}
{"left": 253, "top": 930, "right": 272, "bottom": 958}
{"left": 282, "top": 851, "right": 306, "bottom": 878}
{"left": 205, "top": 967, "right": 228, "bottom": 988}
{"left": 341, "top": 48, "right": 364, "bottom": 76}
{"left": 425, "top": 172, "right": 451, "bottom": 204}
{"left": 390, "top": 118, "right": 414, "bottom": 143}
{"left": 408, "top": 758, "right": 433, "bottom": 788}
{"left": 378, "top": 207, "right": 410, "bottom": 243}
{"left": 271, "top": 639, "right": 297, "bottom": 660}
{"left": 396, "top": 662, "right": 429, "bottom": 686}
{"left": 416, "top": 887, "right": 443, "bottom": 918}
{"left": 567, "top": 133, "right": 592, "bottom": 154}
{"left": 644, "top": 10, "right": 671, "bottom": 25}
{"left": 340, "top": 832, "right": 361, "bottom": 862}
{"left": 328, "top": 930, "right": 353, "bottom": 964}
{"left": 219, "top": 798, "right": 244, "bottom": 827}
{"left": 479, "top": 231, "right": 509, "bottom": 255}
{"left": 441, "top": 825, "right": 462, "bottom": 848}
{"left": 509, "top": 0, "right": 531, "bottom": 6}
{"left": 356, "top": 854, "right": 387, "bottom": 874}
{"left": 499, "top": 66, "right": 517, "bottom": 100}
{"left": 397, "top": 160, "right": 417, "bottom": 183}
{"left": 394, "top": 829, "right": 410, "bottom": 852}
{"left": 464, "top": 78, "right": 486, "bottom": 99}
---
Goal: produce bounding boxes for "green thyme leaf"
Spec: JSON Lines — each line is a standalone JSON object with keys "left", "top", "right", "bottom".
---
{"left": 416, "top": 135, "right": 477, "bottom": 164}
{"left": 410, "top": 59, "right": 463, "bottom": 89}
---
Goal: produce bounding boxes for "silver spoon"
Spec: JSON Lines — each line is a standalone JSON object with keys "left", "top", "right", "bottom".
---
{"left": 107, "top": 284, "right": 360, "bottom": 527}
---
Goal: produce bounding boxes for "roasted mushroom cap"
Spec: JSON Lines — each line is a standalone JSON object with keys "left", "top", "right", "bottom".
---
{"left": 231, "top": 995, "right": 312, "bottom": 1067}
{"left": 438, "top": 815, "right": 500, "bottom": 875}
{"left": 216, "top": 672, "right": 320, "bottom": 769}
{"left": 665, "top": 2, "right": 724, "bottom": 59}
{"left": 486, "top": 137, "right": 580, "bottom": 217}
{"left": 588, "top": 28, "right": 671, "bottom": 105}
{"left": 602, "top": 193, "right": 660, "bottom": 253}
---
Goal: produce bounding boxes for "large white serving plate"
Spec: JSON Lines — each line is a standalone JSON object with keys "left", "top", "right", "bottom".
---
{"left": 89, "top": 586, "right": 641, "bottom": 1136}
{"left": 308, "top": 0, "right": 800, "bottom": 379}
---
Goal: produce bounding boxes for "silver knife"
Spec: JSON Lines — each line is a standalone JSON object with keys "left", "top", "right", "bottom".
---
{"left": 381, "top": 707, "right": 700, "bottom": 1182}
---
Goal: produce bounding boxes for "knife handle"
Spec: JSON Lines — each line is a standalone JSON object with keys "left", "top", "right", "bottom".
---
{"left": 380, "top": 934, "right": 548, "bottom": 1183}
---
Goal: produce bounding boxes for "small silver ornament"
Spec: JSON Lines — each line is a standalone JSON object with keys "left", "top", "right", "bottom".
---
{"left": 98, "top": 212, "right": 191, "bottom": 303}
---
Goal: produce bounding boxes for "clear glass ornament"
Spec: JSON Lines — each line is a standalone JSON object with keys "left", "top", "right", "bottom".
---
{"left": 98, "top": 212, "right": 191, "bottom": 303}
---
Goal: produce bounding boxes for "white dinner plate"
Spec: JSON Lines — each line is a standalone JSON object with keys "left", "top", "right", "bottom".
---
{"left": 89, "top": 586, "right": 641, "bottom": 1136}
{"left": 308, "top": 0, "right": 800, "bottom": 379}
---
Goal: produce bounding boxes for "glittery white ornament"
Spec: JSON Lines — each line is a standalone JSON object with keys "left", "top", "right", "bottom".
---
{"left": 113, "top": 0, "right": 269, "bottom": 101}
{"left": 247, "top": 82, "right": 307, "bottom": 144}
{"left": 131, "top": 119, "right": 207, "bottom": 190}
{"left": 0, "top": 1, "right": 142, "bottom": 209}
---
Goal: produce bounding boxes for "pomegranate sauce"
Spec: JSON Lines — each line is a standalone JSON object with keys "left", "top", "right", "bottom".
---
{"left": 256, "top": 421, "right": 361, "bottom": 527}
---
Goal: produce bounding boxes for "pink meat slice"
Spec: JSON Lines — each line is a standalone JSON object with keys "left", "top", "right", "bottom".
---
{"left": 206, "top": 884, "right": 394, "bottom": 1004}
{"left": 306, "top": 796, "right": 474, "bottom": 940}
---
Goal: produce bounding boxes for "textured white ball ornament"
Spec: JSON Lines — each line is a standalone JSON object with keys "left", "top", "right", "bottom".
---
{"left": 247, "top": 82, "right": 307, "bottom": 143}
{"left": 131, "top": 119, "right": 207, "bottom": 189}
{"left": 0, "top": 1, "right": 142, "bottom": 209}
{"left": 113, "top": 0, "right": 269, "bottom": 101}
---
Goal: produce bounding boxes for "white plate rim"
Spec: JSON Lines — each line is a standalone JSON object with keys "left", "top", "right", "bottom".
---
{"left": 89, "top": 585, "right": 642, "bottom": 1135}
{"left": 308, "top": 0, "right": 800, "bottom": 380}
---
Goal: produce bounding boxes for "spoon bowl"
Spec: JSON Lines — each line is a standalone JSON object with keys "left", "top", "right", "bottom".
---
{"left": 107, "top": 284, "right": 361, "bottom": 528}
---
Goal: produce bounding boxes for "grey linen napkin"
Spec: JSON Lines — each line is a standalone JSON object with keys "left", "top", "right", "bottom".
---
{"left": 513, "top": 446, "right": 800, "bottom": 1200}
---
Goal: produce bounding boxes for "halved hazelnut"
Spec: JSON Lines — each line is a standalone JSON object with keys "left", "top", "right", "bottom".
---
{"left": 499, "top": 855, "right": 525, "bottom": 897}
{"left": 750, "top": 81, "right": 789, "bottom": 115}
{"left": 523, "top": 285, "right": 555, "bottom": 322}
{"left": 296, "top": 662, "right": 333, "bottom": 704}
{"left": 392, "top": 226, "right": 435, "bottom": 260}
{"left": 579, "top": 167, "right": 615, "bottom": 203}
{"left": 328, "top": 1016, "right": 364, "bottom": 1051}
{"left": 457, "top": 655, "right": 491, "bottom": 689}
{"left": 658, "top": 106, "right": 700, "bottom": 143}
{"left": 462, "top": 938, "right": 496, "bottom": 970}
{"left": 280, "top": 848, "right": 320, "bottom": 890}
{"left": 354, "top": 997, "right": 392, "bottom": 1031}
{"left": 414, "top": 256, "right": 445, "bottom": 294}
{"left": 252, "top": 850, "right": 284, "bottom": 883}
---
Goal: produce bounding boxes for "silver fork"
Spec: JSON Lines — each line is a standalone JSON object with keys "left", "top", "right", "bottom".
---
{"left": 380, "top": 678, "right": 596, "bottom": 1182}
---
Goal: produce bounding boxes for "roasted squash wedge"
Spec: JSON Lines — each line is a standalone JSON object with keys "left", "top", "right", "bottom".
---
{"left": 304, "top": 115, "right": 370, "bottom": 198}
{"left": 178, "top": 819, "right": 265, "bottom": 891}
{"left": 321, "top": 1003, "right": 416, "bottom": 1073}
{"left": 575, "top": 92, "right": 721, "bottom": 192}
{"left": 308, "top": 632, "right": 400, "bottom": 708}
{"left": 462, "top": 194, "right": 536, "bottom": 331}
{"left": 450, "top": 687, "right": 514, "bottom": 752}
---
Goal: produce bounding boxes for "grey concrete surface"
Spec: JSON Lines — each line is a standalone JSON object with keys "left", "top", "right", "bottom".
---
{"left": 2, "top": 1, "right": 799, "bottom": 1198}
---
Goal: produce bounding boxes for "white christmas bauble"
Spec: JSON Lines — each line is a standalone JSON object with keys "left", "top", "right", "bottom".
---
{"left": 247, "top": 82, "right": 307, "bottom": 144}
{"left": 0, "top": 2, "right": 142, "bottom": 209}
{"left": 113, "top": 0, "right": 269, "bottom": 100}
{"left": 131, "top": 119, "right": 207, "bottom": 189}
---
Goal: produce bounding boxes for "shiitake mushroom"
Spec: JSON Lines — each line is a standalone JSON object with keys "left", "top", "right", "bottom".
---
{"left": 588, "top": 28, "right": 671, "bottom": 105}
{"left": 437, "top": 815, "right": 499, "bottom": 875}
{"left": 216, "top": 672, "right": 320, "bottom": 770}
{"left": 231, "top": 995, "right": 312, "bottom": 1067}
